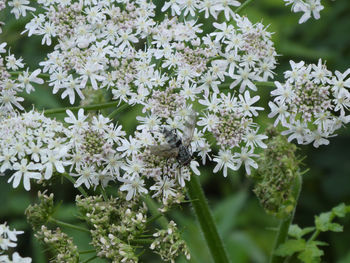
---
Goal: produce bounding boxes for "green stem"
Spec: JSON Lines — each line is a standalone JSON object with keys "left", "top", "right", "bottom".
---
{"left": 107, "top": 103, "right": 128, "bottom": 119}
{"left": 235, "top": 0, "right": 256, "bottom": 14}
{"left": 186, "top": 176, "right": 230, "bottom": 263}
{"left": 79, "top": 249, "right": 96, "bottom": 254}
{"left": 307, "top": 230, "right": 320, "bottom": 243}
{"left": 63, "top": 173, "right": 88, "bottom": 198}
{"left": 9, "top": 71, "right": 50, "bottom": 79}
{"left": 99, "top": 186, "right": 108, "bottom": 201}
{"left": 142, "top": 195, "right": 168, "bottom": 229}
{"left": 255, "top": 81, "right": 276, "bottom": 88}
{"left": 50, "top": 218, "right": 90, "bottom": 233}
{"left": 131, "top": 239, "right": 153, "bottom": 245}
{"left": 219, "top": 81, "right": 275, "bottom": 90}
{"left": 269, "top": 174, "right": 302, "bottom": 263}
{"left": 43, "top": 101, "right": 121, "bottom": 115}
{"left": 146, "top": 213, "right": 163, "bottom": 226}
{"left": 81, "top": 255, "right": 98, "bottom": 263}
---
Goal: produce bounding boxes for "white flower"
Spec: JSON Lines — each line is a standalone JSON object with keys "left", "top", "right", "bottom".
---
{"left": 116, "top": 28, "right": 139, "bottom": 51}
{"left": 72, "top": 165, "right": 98, "bottom": 189}
{"left": 40, "top": 21, "right": 56, "bottom": 46}
{"left": 117, "top": 136, "right": 142, "bottom": 157}
{"left": 41, "top": 147, "right": 69, "bottom": 179}
{"left": 150, "top": 177, "right": 177, "bottom": 202}
{"left": 239, "top": 90, "right": 263, "bottom": 117}
{"left": 281, "top": 120, "right": 309, "bottom": 144}
{"left": 213, "top": 149, "right": 236, "bottom": 177}
{"left": 6, "top": 54, "right": 24, "bottom": 70}
{"left": 78, "top": 61, "right": 105, "bottom": 90}
{"left": 18, "top": 69, "right": 44, "bottom": 93}
{"left": 8, "top": 0, "right": 36, "bottom": 19}
{"left": 229, "top": 66, "right": 257, "bottom": 93}
{"left": 244, "top": 129, "right": 268, "bottom": 149}
{"left": 268, "top": 101, "right": 290, "bottom": 126}
{"left": 233, "top": 147, "right": 258, "bottom": 175}
{"left": 7, "top": 159, "right": 42, "bottom": 191}
{"left": 0, "top": 42, "right": 6, "bottom": 53}
{"left": 118, "top": 175, "right": 148, "bottom": 201}
{"left": 64, "top": 109, "right": 89, "bottom": 132}
{"left": 12, "top": 252, "right": 32, "bottom": 263}
{"left": 121, "top": 157, "right": 144, "bottom": 178}
{"left": 197, "top": 113, "right": 219, "bottom": 132}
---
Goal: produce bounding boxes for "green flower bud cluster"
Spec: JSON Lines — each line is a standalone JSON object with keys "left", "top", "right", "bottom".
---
{"left": 252, "top": 127, "right": 301, "bottom": 218}
{"left": 25, "top": 192, "right": 79, "bottom": 263}
{"left": 35, "top": 226, "right": 79, "bottom": 263}
{"left": 25, "top": 191, "right": 54, "bottom": 231}
{"left": 150, "top": 221, "right": 190, "bottom": 263}
{"left": 76, "top": 195, "right": 147, "bottom": 263}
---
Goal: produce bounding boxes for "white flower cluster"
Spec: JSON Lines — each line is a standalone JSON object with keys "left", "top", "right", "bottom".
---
{"left": 19, "top": 0, "right": 277, "bottom": 106}
{"left": 0, "top": 43, "right": 43, "bottom": 119}
{"left": 269, "top": 60, "right": 350, "bottom": 147}
{"left": 199, "top": 90, "right": 267, "bottom": 176}
{"left": 63, "top": 109, "right": 126, "bottom": 189}
{"left": 6, "top": 0, "right": 277, "bottom": 187}
{"left": 0, "top": 109, "right": 128, "bottom": 192}
{"left": 0, "top": 222, "right": 31, "bottom": 263}
{"left": 0, "top": 111, "right": 69, "bottom": 190}
{"left": 284, "top": 0, "right": 324, "bottom": 23}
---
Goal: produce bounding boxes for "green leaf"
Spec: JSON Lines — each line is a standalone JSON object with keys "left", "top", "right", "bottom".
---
{"left": 289, "top": 225, "right": 315, "bottom": 239}
{"left": 315, "top": 212, "right": 332, "bottom": 232}
{"left": 328, "top": 223, "right": 343, "bottom": 232}
{"left": 332, "top": 203, "right": 347, "bottom": 218}
{"left": 315, "top": 212, "right": 343, "bottom": 232}
{"left": 288, "top": 224, "right": 303, "bottom": 239}
{"left": 213, "top": 190, "right": 248, "bottom": 237}
{"left": 297, "top": 242, "right": 324, "bottom": 263}
{"left": 275, "top": 239, "right": 306, "bottom": 257}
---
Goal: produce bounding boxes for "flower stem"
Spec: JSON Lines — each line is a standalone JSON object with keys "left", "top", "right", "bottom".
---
{"left": 79, "top": 249, "right": 96, "bottom": 254}
{"left": 43, "top": 101, "right": 122, "bottom": 115}
{"left": 219, "top": 81, "right": 275, "bottom": 90}
{"left": 81, "top": 255, "right": 98, "bottom": 263}
{"left": 9, "top": 71, "right": 50, "bottom": 79}
{"left": 63, "top": 173, "right": 88, "bottom": 198}
{"left": 186, "top": 176, "right": 230, "bottom": 263}
{"left": 107, "top": 103, "right": 128, "bottom": 119}
{"left": 269, "top": 174, "right": 302, "bottom": 263}
{"left": 235, "top": 0, "right": 256, "bottom": 14}
{"left": 142, "top": 195, "right": 168, "bottom": 229}
{"left": 49, "top": 218, "right": 90, "bottom": 233}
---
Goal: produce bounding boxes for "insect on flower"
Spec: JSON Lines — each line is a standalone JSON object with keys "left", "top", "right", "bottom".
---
{"left": 149, "top": 110, "right": 197, "bottom": 166}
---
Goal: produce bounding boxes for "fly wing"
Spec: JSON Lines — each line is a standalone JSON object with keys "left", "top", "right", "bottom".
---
{"left": 148, "top": 144, "right": 179, "bottom": 158}
{"left": 182, "top": 110, "right": 197, "bottom": 146}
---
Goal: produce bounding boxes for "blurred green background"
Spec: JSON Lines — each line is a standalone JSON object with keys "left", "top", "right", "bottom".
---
{"left": 1, "top": 0, "right": 350, "bottom": 262}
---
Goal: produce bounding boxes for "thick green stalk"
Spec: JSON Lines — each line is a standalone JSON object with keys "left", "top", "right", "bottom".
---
{"left": 269, "top": 174, "right": 302, "bottom": 263}
{"left": 186, "top": 176, "right": 230, "bottom": 263}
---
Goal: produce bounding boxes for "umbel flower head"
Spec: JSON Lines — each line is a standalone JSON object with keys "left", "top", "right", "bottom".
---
{"left": 269, "top": 60, "right": 350, "bottom": 147}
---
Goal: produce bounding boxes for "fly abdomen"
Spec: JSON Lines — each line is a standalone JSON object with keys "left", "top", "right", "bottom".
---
{"left": 177, "top": 144, "right": 192, "bottom": 165}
